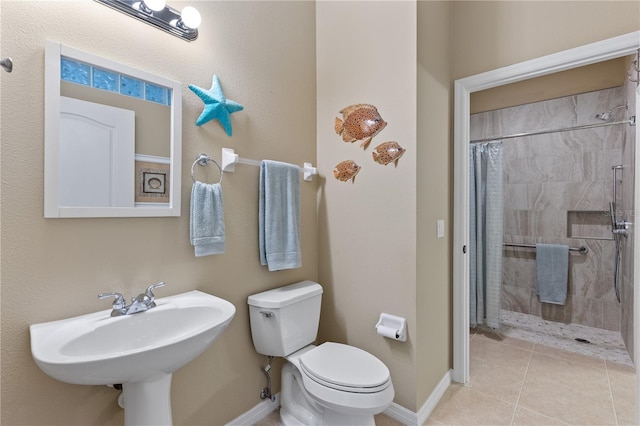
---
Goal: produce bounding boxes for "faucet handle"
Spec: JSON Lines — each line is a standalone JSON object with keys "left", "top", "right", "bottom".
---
{"left": 145, "top": 282, "right": 166, "bottom": 299}
{"left": 98, "top": 292, "right": 126, "bottom": 310}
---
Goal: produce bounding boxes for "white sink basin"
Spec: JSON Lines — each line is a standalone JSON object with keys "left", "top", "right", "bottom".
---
{"left": 30, "top": 290, "right": 235, "bottom": 425}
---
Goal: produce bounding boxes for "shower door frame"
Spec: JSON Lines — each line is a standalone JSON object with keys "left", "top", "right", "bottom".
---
{"left": 452, "top": 31, "right": 640, "bottom": 397}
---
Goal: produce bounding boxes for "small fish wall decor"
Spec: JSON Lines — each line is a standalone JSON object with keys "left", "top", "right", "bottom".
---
{"left": 335, "top": 104, "right": 387, "bottom": 149}
{"left": 372, "top": 141, "right": 405, "bottom": 166}
{"left": 333, "top": 160, "right": 361, "bottom": 183}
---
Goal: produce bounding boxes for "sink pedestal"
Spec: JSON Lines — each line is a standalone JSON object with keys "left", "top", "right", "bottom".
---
{"left": 122, "top": 374, "right": 173, "bottom": 426}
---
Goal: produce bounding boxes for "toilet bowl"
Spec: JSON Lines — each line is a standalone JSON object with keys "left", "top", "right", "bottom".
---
{"left": 247, "top": 281, "right": 395, "bottom": 425}
{"left": 297, "top": 343, "right": 394, "bottom": 413}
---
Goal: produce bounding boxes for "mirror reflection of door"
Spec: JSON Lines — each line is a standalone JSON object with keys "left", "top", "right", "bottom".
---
{"left": 59, "top": 96, "right": 135, "bottom": 207}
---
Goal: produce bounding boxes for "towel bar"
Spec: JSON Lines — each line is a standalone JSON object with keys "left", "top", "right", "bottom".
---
{"left": 503, "top": 243, "right": 588, "bottom": 254}
{"left": 221, "top": 147, "right": 317, "bottom": 181}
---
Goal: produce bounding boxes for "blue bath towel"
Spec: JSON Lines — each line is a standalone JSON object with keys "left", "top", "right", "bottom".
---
{"left": 536, "top": 244, "right": 569, "bottom": 305}
{"left": 190, "top": 181, "right": 225, "bottom": 256}
{"left": 259, "top": 160, "right": 301, "bottom": 271}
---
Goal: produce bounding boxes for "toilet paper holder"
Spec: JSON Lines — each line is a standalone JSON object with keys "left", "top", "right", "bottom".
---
{"left": 375, "top": 313, "right": 407, "bottom": 342}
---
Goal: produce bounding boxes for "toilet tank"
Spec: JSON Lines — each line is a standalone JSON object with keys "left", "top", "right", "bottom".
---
{"left": 248, "top": 281, "right": 323, "bottom": 357}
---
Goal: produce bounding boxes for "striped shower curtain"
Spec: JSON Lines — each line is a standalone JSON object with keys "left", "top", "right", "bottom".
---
{"left": 469, "top": 142, "right": 504, "bottom": 329}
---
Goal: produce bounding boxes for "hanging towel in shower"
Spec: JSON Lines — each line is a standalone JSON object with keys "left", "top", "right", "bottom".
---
{"left": 190, "top": 181, "right": 225, "bottom": 256}
{"left": 259, "top": 160, "right": 301, "bottom": 271}
{"left": 535, "top": 244, "right": 569, "bottom": 305}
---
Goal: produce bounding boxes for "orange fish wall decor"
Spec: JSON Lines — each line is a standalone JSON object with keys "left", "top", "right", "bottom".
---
{"left": 335, "top": 104, "right": 387, "bottom": 149}
{"left": 333, "top": 160, "right": 361, "bottom": 183}
{"left": 372, "top": 141, "right": 405, "bottom": 166}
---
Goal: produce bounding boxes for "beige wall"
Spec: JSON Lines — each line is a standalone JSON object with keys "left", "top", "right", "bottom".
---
{"left": 471, "top": 57, "right": 629, "bottom": 114}
{"left": 416, "top": 0, "right": 453, "bottom": 410}
{"left": 1, "top": 2, "right": 316, "bottom": 425}
{"left": 316, "top": 0, "right": 418, "bottom": 411}
{"left": 452, "top": 1, "right": 640, "bottom": 79}
{"left": 314, "top": 0, "right": 452, "bottom": 414}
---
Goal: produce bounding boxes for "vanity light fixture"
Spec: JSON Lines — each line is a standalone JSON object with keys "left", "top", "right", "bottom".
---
{"left": 94, "top": 0, "right": 201, "bottom": 42}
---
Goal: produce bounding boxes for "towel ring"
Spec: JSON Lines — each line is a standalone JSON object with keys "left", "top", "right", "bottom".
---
{"left": 191, "top": 153, "right": 223, "bottom": 184}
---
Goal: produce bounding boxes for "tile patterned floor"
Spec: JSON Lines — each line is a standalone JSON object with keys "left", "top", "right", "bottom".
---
{"left": 427, "top": 328, "right": 637, "bottom": 425}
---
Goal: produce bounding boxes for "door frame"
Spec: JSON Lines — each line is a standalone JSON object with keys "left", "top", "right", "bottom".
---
{"left": 452, "top": 32, "right": 640, "bottom": 391}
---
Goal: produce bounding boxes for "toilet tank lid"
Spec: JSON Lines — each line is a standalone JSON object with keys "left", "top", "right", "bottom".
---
{"left": 247, "top": 280, "right": 323, "bottom": 309}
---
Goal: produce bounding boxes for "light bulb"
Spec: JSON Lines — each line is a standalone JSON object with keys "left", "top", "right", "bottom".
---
{"left": 142, "top": 0, "right": 165, "bottom": 12}
{"left": 180, "top": 6, "right": 201, "bottom": 29}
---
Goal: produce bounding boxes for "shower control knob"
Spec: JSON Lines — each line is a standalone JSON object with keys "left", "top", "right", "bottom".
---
{"left": 614, "top": 221, "right": 631, "bottom": 236}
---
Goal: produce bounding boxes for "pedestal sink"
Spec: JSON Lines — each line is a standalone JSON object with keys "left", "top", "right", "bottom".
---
{"left": 30, "top": 290, "right": 235, "bottom": 426}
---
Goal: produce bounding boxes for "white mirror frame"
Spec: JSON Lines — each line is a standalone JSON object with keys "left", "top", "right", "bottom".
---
{"left": 44, "top": 40, "right": 182, "bottom": 218}
{"left": 453, "top": 31, "right": 640, "bottom": 385}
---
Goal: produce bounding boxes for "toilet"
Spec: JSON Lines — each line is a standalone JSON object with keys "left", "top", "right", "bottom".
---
{"left": 247, "top": 281, "right": 394, "bottom": 426}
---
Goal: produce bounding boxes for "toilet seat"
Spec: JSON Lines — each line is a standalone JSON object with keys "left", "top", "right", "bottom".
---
{"left": 300, "top": 342, "right": 391, "bottom": 393}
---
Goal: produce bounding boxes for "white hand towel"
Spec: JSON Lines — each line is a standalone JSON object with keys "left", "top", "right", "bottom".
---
{"left": 190, "top": 181, "right": 225, "bottom": 256}
{"left": 259, "top": 160, "right": 301, "bottom": 271}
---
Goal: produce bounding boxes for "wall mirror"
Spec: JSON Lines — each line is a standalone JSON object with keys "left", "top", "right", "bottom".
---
{"left": 44, "top": 40, "right": 182, "bottom": 218}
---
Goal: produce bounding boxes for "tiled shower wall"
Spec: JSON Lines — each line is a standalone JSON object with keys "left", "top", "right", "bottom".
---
{"left": 470, "top": 86, "right": 634, "bottom": 336}
{"left": 621, "top": 59, "right": 636, "bottom": 361}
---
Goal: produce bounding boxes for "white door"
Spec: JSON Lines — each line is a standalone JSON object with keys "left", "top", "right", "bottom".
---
{"left": 59, "top": 96, "right": 135, "bottom": 207}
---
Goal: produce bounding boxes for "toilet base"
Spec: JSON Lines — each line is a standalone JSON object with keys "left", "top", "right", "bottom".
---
{"left": 280, "top": 362, "right": 377, "bottom": 426}
{"left": 280, "top": 362, "right": 321, "bottom": 425}
{"left": 321, "top": 410, "right": 375, "bottom": 426}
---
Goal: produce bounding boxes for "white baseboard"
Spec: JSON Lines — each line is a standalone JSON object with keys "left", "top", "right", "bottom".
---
{"left": 383, "top": 369, "right": 452, "bottom": 426}
{"left": 225, "top": 394, "right": 280, "bottom": 426}
{"left": 383, "top": 402, "right": 417, "bottom": 425}
{"left": 416, "top": 369, "right": 452, "bottom": 425}
{"left": 230, "top": 369, "right": 451, "bottom": 426}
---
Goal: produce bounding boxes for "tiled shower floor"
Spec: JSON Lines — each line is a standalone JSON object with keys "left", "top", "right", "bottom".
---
{"left": 497, "top": 310, "right": 634, "bottom": 367}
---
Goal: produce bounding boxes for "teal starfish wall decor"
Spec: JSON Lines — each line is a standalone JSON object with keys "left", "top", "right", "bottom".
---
{"left": 188, "top": 74, "right": 244, "bottom": 136}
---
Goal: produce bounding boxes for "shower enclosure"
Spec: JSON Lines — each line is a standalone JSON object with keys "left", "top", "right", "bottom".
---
{"left": 469, "top": 74, "right": 636, "bottom": 363}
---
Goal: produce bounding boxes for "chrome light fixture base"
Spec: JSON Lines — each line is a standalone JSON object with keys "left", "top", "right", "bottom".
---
{"left": 94, "top": 0, "right": 198, "bottom": 42}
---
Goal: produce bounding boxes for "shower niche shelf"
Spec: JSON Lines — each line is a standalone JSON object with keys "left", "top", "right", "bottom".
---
{"left": 567, "top": 210, "right": 612, "bottom": 240}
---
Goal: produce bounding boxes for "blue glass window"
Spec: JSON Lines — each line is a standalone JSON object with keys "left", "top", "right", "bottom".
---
{"left": 60, "top": 59, "right": 171, "bottom": 106}
{"left": 61, "top": 57, "right": 91, "bottom": 86}
{"left": 92, "top": 67, "right": 119, "bottom": 92}
{"left": 145, "top": 83, "right": 167, "bottom": 104}
{"left": 120, "top": 75, "right": 144, "bottom": 99}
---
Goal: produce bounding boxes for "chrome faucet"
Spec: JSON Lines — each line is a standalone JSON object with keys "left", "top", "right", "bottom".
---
{"left": 98, "top": 282, "right": 166, "bottom": 317}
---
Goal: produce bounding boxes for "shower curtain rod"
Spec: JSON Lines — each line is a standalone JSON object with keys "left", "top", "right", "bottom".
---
{"left": 470, "top": 117, "right": 635, "bottom": 144}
